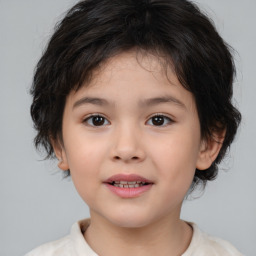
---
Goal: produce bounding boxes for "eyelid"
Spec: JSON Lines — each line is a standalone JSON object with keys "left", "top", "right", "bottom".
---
{"left": 83, "top": 113, "right": 110, "bottom": 127}
{"left": 146, "top": 113, "right": 174, "bottom": 126}
{"left": 82, "top": 113, "right": 174, "bottom": 127}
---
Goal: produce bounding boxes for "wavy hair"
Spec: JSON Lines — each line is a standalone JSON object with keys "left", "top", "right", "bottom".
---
{"left": 31, "top": 0, "right": 241, "bottom": 190}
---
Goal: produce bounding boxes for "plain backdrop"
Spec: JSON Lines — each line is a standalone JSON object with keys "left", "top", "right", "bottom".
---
{"left": 0, "top": 0, "right": 255, "bottom": 255}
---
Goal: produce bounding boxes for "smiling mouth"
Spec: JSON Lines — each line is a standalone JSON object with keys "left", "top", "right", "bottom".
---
{"left": 109, "top": 181, "right": 150, "bottom": 188}
{"left": 104, "top": 174, "right": 153, "bottom": 198}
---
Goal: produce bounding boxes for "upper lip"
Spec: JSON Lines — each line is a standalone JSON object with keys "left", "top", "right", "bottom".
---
{"left": 104, "top": 174, "right": 153, "bottom": 184}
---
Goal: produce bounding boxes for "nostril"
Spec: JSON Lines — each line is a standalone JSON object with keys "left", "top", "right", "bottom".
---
{"left": 113, "top": 155, "right": 140, "bottom": 161}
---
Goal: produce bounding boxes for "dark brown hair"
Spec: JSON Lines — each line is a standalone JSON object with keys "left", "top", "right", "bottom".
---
{"left": 31, "top": 0, "right": 241, "bottom": 190}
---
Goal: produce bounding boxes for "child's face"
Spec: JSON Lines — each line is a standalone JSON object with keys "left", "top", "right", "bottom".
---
{"left": 55, "top": 51, "right": 211, "bottom": 228}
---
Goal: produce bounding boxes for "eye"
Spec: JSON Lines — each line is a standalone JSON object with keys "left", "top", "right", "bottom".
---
{"left": 83, "top": 115, "right": 110, "bottom": 127}
{"left": 146, "top": 114, "right": 173, "bottom": 126}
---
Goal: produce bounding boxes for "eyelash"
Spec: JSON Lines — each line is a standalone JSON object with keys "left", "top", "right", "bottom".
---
{"left": 146, "top": 114, "right": 174, "bottom": 126}
{"left": 83, "top": 114, "right": 110, "bottom": 127}
{"left": 83, "top": 113, "right": 174, "bottom": 127}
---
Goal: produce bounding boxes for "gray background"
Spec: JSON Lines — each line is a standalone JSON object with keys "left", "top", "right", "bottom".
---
{"left": 0, "top": 0, "right": 255, "bottom": 255}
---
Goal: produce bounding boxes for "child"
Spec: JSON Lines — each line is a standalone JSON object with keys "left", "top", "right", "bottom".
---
{"left": 26, "top": 0, "right": 243, "bottom": 255}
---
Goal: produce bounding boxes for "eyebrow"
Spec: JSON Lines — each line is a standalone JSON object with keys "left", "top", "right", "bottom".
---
{"left": 73, "top": 95, "right": 186, "bottom": 109}
{"left": 73, "top": 97, "right": 111, "bottom": 109}
{"left": 139, "top": 96, "right": 186, "bottom": 109}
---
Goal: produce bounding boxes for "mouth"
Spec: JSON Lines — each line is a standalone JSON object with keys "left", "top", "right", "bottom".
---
{"left": 109, "top": 180, "right": 150, "bottom": 188}
{"left": 104, "top": 174, "right": 153, "bottom": 198}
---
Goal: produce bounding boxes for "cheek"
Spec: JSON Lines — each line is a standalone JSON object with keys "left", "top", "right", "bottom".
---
{"left": 65, "top": 128, "right": 108, "bottom": 168}
{"left": 67, "top": 145, "right": 105, "bottom": 179}
{"left": 63, "top": 133, "right": 108, "bottom": 194}
{"left": 148, "top": 130, "right": 200, "bottom": 183}
{"left": 66, "top": 144, "right": 104, "bottom": 205}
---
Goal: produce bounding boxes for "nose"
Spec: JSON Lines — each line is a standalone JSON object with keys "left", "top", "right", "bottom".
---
{"left": 110, "top": 124, "right": 146, "bottom": 163}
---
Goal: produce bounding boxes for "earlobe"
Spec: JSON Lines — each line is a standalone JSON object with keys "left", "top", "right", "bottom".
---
{"left": 196, "top": 131, "right": 225, "bottom": 170}
{"left": 51, "top": 138, "right": 69, "bottom": 171}
{"left": 57, "top": 157, "right": 69, "bottom": 171}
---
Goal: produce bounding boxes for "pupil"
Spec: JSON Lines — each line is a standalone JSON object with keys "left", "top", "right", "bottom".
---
{"left": 93, "top": 116, "right": 104, "bottom": 126}
{"left": 152, "top": 116, "right": 164, "bottom": 125}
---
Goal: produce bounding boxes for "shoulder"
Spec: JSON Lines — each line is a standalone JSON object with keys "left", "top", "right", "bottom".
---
{"left": 25, "top": 235, "right": 75, "bottom": 256}
{"left": 183, "top": 223, "right": 244, "bottom": 256}
{"left": 25, "top": 219, "right": 96, "bottom": 256}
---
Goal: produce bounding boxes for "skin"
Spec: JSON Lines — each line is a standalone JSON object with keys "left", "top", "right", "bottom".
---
{"left": 54, "top": 51, "right": 223, "bottom": 256}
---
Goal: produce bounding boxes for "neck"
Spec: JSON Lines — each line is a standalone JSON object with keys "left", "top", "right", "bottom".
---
{"left": 84, "top": 211, "right": 192, "bottom": 256}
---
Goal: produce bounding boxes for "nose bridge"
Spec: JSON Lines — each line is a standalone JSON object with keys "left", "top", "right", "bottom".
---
{"left": 111, "top": 121, "right": 145, "bottom": 162}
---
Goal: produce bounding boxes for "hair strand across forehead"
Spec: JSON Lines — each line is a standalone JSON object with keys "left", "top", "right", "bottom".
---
{"left": 30, "top": 0, "right": 241, "bottom": 190}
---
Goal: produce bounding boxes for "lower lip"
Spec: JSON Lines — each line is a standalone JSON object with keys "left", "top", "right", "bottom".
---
{"left": 105, "top": 183, "right": 153, "bottom": 198}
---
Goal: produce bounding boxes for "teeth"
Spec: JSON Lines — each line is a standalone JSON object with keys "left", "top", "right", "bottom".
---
{"left": 112, "top": 181, "right": 147, "bottom": 188}
{"left": 128, "top": 181, "right": 136, "bottom": 185}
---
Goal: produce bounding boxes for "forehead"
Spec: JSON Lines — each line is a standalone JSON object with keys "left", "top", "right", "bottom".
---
{"left": 89, "top": 50, "right": 175, "bottom": 87}
{"left": 67, "top": 50, "right": 196, "bottom": 112}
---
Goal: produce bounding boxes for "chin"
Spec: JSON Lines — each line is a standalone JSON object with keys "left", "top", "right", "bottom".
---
{"left": 105, "top": 211, "right": 158, "bottom": 229}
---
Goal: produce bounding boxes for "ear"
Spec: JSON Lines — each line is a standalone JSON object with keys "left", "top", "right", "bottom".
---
{"left": 196, "top": 130, "right": 225, "bottom": 170}
{"left": 51, "top": 138, "right": 69, "bottom": 171}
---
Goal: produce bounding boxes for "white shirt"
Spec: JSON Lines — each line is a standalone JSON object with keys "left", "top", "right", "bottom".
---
{"left": 25, "top": 219, "right": 243, "bottom": 256}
